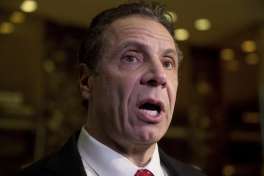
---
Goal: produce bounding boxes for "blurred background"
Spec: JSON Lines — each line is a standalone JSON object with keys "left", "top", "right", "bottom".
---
{"left": 0, "top": 0, "right": 263, "bottom": 175}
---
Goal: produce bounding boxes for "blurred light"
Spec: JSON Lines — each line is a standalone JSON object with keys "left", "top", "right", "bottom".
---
{"left": 43, "top": 60, "right": 55, "bottom": 73}
{"left": 0, "top": 22, "right": 14, "bottom": 34}
{"left": 225, "top": 60, "right": 239, "bottom": 72}
{"left": 0, "top": 91, "right": 23, "bottom": 105}
{"left": 10, "top": 11, "right": 25, "bottom": 24}
{"left": 220, "top": 48, "right": 235, "bottom": 61}
{"left": 48, "top": 110, "right": 63, "bottom": 131}
{"left": 20, "top": 0, "right": 38, "bottom": 13}
{"left": 245, "top": 53, "right": 259, "bottom": 65}
{"left": 223, "top": 165, "right": 236, "bottom": 176}
{"left": 196, "top": 80, "right": 211, "bottom": 95}
{"left": 174, "top": 28, "right": 189, "bottom": 41}
{"left": 242, "top": 112, "right": 259, "bottom": 124}
{"left": 191, "top": 165, "right": 202, "bottom": 171}
{"left": 194, "top": 18, "right": 211, "bottom": 31}
{"left": 241, "top": 40, "right": 256, "bottom": 53}
{"left": 164, "top": 11, "right": 177, "bottom": 23}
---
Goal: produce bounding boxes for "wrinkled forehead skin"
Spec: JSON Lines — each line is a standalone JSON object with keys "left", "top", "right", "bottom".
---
{"left": 96, "top": 15, "right": 181, "bottom": 67}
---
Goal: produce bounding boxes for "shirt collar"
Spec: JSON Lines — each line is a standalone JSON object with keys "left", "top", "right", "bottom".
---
{"left": 77, "top": 127, "right": 164, "bottom": 176}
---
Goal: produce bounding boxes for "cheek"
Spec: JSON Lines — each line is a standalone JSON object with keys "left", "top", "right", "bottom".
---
{"left": 99, "top": 72, "right": 137, "bottom": 114}
{"left": 92, "top": 74, "right": 121, "bottom": 113}
{"left": 117, "top": 71, "right": 140, "bottom": 98}
{"left": 118, "top": 75, "right": 141, "bottom": 124}
{"left": 167, "top": 78, "right": 178, "bottom": 109}
{"left": 120, "top": 79, "right": 138, "bottom": 118}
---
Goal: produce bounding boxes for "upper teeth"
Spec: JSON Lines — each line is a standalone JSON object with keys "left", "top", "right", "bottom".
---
{"left": 143, "top": 109, "right": 158, "bottom": 116}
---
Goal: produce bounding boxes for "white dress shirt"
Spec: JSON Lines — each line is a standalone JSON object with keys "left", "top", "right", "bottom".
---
{"left": 77, "top": 127, "right": 168, "bottom": 176}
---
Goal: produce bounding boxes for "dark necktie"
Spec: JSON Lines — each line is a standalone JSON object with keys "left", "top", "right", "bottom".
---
{"left": 134, "top": 169, "right": 154, "bottom": 176}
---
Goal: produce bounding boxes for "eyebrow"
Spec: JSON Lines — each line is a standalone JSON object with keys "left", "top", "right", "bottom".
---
{"left": 117, "top": 40, "right": 177, "bottom": 54}
{"left": 119, "top": 40, "right": 148, "bottom": 51}
{"left": 163, "top": 48, "right": 177, "bottom": 56}
{"left": 113, "top": 40, "right": 179, "bottom": 62}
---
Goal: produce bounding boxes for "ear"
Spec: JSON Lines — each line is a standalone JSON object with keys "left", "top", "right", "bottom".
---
{"left": 79, "top": 63, "right": 94, "bottom": 100}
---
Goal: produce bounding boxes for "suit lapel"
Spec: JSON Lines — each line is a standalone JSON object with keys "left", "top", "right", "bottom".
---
{"left": 42, "top": 132, "right": 188, "bottom": 176}
{"left": 159, "top": 148, "right": 180, "bottom": 176}
{"left": 44, "top": 132, "right": 87, "bottom": 176}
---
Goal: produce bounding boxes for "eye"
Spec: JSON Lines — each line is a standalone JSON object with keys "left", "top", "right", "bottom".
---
{"left": 123, "top": 55, "right": 138, "bottom": 63}
{"left": 121, "top": 51, "right": 143, "bottom": 64}
{"left": 163, "top": 57, "right": 175, "bottom": 70}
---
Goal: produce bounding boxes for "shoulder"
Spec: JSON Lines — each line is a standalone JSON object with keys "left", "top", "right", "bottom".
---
{"left": 159, "top": 148, "right": 207, "bottom": 176}
{"left": 18, "top": 132, "right": 85, "bottom": 176}
{"left": 18, "top": 155, "right": 57, "bottom": 176}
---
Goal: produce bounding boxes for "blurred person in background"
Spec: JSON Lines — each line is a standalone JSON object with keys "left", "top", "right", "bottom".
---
{"left": 20, "top": 1, "right": 206, "bottom": 176}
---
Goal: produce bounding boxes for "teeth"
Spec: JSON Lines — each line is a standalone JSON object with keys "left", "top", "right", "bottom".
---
{"left": 142, "top": 109, "right": 158, "bottom": 116}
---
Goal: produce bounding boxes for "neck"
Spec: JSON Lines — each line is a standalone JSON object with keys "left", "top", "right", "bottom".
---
{"left": 124, "top": 144, "right": 156, "bottom": 167}
{"left": 84, "top": 124, "right": 156, "bottom": 167}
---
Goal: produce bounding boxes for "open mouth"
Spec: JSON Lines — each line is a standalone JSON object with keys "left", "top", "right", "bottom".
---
{"left": 138, "top": 100, "right": 163, "bottom": 117}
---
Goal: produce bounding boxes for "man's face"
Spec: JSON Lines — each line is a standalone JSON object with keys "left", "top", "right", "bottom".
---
{"left": 83, "top": 15, "right": 179, "bottom": 148}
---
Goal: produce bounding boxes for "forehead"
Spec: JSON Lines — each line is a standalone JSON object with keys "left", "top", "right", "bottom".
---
{"left": 104, "top": 15, "right": 175, "bottom": 48}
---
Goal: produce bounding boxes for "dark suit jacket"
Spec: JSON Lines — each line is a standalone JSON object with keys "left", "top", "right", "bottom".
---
{"left": 19, "top": 132, "right": 206, "bottom": 176}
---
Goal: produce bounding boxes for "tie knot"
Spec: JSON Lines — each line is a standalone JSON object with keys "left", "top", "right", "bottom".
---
{"left": 135, "top": 169, "right": 154, "bottom": 176}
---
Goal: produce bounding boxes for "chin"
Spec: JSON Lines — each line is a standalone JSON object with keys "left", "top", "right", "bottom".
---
{"left": 136, "top": 130, "right": 164, "bottom": 144}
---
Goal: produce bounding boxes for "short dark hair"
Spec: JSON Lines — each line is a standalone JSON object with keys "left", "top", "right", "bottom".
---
{"left": 78, "top": 1, "right": 182, "bottom": 72}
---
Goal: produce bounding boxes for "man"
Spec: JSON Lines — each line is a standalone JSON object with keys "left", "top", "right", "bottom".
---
{"left": 20, "top": 1, "right": 206, "bottom": 176}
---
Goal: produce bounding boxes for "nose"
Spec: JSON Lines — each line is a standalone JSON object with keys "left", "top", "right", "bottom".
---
{"left": 140, "top": 62, "right": 167, "bottom": 88}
